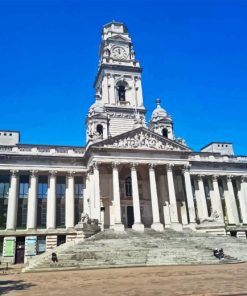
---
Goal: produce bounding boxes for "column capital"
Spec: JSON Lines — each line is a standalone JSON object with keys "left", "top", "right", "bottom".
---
{"left": 30, "top": 170, "right": 39, "bottom": 177}
{"left": 92, "top": 161, "right": 100, "bottom": 170}
{"left": 112, "top": 162, "right": 120, "bottom": 169}
{"left": 212, "top": 175, "right": 220, "bottom": 182}
{"left": 182, "top": 164, "right": 191, "bottom": 174}
{"left": 49, "top": 170, "right": 57, "bottom": 176}
{"left": 166, "top": 163, "right": 174, "bottom": 172}
{"left": 67, "top": 171, "right": 76, "bottom": 178}
{"left": 226, "top": 175, "right": 233, "bottom": 182}
{"left": 131, "top": 163, "right": 139, "bottom": 170}
{"left": 240, "top": 176, "right": 247, "bottom": 183}
{"left": 195, "top": 174, "right": 204, "bottom": 181}
{"left": 148, "top": 163, "right": 156, "bottom": 170}
{"left": 10, "top": 169, "right": 19, "bottom": 176}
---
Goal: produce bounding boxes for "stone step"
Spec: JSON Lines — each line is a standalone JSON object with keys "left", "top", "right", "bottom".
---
{"left": 24, "top": 229, "right": 247, "bottom": 272}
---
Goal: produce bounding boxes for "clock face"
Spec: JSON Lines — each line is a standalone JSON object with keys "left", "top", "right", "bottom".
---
{"left": 112, "top": 47, "right": 128, "bottom": 60}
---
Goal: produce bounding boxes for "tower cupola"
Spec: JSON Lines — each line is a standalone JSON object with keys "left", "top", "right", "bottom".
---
{"left": 149, "top": 98, "right": 174, "bottom": 139}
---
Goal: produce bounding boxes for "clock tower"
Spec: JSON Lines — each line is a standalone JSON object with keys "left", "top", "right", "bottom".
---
{"left": 86, "top": 21, "right": 146, "bottom": 143}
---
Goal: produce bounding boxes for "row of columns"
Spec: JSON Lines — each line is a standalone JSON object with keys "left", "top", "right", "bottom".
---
{"left": 6, "top": 170, "right": 79, "bottom": 231}
{"left": 192, "top": 174, "right": 247, "bottom": 225}
{"left": 4, "top": 165, "right": 247, "bottom": 232}
{"left": 106, "top": 163, "right": 196, "bottom": 232}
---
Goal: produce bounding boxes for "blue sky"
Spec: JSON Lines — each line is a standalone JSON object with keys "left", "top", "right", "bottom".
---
{"left": 0, "top": 0, "right": 246, "bottom": 154}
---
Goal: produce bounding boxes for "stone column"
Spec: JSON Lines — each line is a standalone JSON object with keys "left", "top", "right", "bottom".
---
{"left": 112, "top": 162, "right": 124, "bottom": 231}
{"left": 166, "top": 164, "right": 179, "bottom": 227}
{"left": 65, "top": 171, "right": 75, "bottom": 229}
{"left": 108, "top": 74, "right": 115, "bottom": 105}
{"left": 180, "top": 202, "right": 188, "bottom": 225}
{"left": 224, "top": 176, "right": 239, "bottom": 225}
{"left": 93, "top": 162, "right": 101, "bottom": 222}
{"left": 210, "top": 175, "right": 224, "bottom": 222}
{"left": 149, "top": 164, "right": 163, "bottom": 231}
{"left": 238, "top": 176, "right": 247, "bottom": 224}
{"left": 131, "top": 163, "right": 144, "bottom": 231}
{"left": 182, "top": 165, "right": 196, "bottom": 226}
{"left": 46, "top": 171, "right": 57, "bottom": 229}
{"left": 89, "top": 170, "right": 95, "bottom": 218}
{"left": 135, "top": 76, "right": 143, "bottom": 107}
{"left": 196, "top": 175, "right": 208, "bottom": 219}
{"left": 83, "top": 174, "right": 90, "bottom": 216}
{"left": 101, "top": 74, "right": 109, "bottom": 104}
{"left": 27, "top": 171, "right": 38, "bottom": 229}
{"left": 6, "top": 170, "right": 19, "bottom": 230}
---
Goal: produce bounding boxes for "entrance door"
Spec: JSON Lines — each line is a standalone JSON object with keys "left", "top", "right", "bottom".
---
{"left": 57, "top": 235, "right": 66, "bottom": 246}
{"left": 127, "top": 206, "right": 134, "bottom": 228}
{"left": 15, "top": 237, "right": 25, "bottom": 264}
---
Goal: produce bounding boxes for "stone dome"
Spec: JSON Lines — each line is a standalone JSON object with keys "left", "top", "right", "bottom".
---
{"left": 151, "top": 98, "right": 172, "bottom": 122}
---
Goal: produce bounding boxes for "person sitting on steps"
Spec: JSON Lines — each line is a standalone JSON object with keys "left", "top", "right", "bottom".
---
{"left": 51, "top": 252, "right": 58, "bottom": 264}
{"left": 213, "top": 248, "right": 224, "bottom": 260}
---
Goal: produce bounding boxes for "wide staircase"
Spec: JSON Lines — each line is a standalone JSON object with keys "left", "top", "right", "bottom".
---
{"left": 23, "top": 229, "right": 247, "bottom": 272}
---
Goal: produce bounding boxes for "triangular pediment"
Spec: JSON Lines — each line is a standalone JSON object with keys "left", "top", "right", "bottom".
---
{"left": 92, "top": 127, "right": 191, "bottom": 152}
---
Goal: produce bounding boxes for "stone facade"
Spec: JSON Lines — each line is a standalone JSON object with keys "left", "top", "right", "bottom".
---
{"left": 0, "top": 21, "right": 247, "bottom": 264}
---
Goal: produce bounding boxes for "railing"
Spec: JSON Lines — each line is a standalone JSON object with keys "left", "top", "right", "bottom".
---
{"left": 189, "top": 154, "right": 247, "bottom": 163}
{"left": 0, "top": 145, "right": 85, "bottom": 156}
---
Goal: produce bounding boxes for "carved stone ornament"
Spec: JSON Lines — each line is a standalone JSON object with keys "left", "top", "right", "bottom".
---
{"left": 10, "top": 170, "right": 19, "bottom": 176}
{"left": 49, "top": 170, "right": 57, "bottom": 176}
{"left": 102, "top": 130, "right": 184, "bottom": 151}
{"left": 212, "top": 175, "right": 219, "bottom": 182}
{"left": 30, "top": 170, "right": 39, "bottom": 177}
{"left": 200, "top": 210, "right": 220, "bottom": 224}
{"left": 182, "top": 164, "right": 191, "bottom": 174}
{"left": 112, "top": 162, "right": 120, "bottom": 169}
{"left": 240, "top": 176, "right": 247, "bottom": 183}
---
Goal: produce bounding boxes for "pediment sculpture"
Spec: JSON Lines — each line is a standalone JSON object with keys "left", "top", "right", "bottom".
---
{"left": 101, "top": 130, "right": 188, "bottom": 151}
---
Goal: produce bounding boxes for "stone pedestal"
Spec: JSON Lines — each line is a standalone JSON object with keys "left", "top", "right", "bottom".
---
{"left": 151, "top": 222, "right": 164, "bottom": 232}
{"left": 113, "top": 223, "right": 125, "bottom": 232}
{"left": 132, "top": 223, "right": 145, "bottom": 232}
{"left": 170, "top": 223, "right": 183, "bottom": 231}
{"left": 196, "top": 222, "right": 226, "bottom": 236}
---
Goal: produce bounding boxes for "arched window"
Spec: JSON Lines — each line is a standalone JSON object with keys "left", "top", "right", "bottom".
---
{"left": 118, "top": 85, "right": 126, "bottom": 102}
{"left": 96, "top": 124, "right": 103, "bottom": 135}
{"left": 125, "top": 176, "right": 132, "bottom": 197}
{"left": 162, "top": 128, "right": 168, "bottom": 138}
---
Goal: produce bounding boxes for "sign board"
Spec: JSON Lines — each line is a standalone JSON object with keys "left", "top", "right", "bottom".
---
{"left": 25, "top": 236, "right": 37, "bottom": 256}
{"left": 3, "top": 237, "right": 15, "bottom": 257}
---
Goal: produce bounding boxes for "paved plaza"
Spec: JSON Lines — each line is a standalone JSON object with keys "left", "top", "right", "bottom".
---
{"left": 1, "top": 263, "right": 247, "bottom": 296}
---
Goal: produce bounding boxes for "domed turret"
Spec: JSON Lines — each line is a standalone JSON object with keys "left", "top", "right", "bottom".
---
{"left": 89, "top": 94, "right": 105, "bottom": 115}
{"left": 151, "top": 98, "right": 172, "bottom": 122}
{"left": 149, "top": 98, "right": 174, "bottom": 139}
{"left": 86, "top": 94, "right": 109, "bottom": 144}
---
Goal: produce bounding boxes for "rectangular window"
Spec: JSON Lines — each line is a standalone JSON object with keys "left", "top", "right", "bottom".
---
{"left": 56, "top": 176, "right": 66, "bottom": 227}
{"left": 19, "top": 175, "right": 29, "bottom": 198}
{"left": 74, "top": 177, "right": 84, "bottom": 224}
{"left": 38, "top": 176, "right": 48, "bottom": 199}
{"left": 75, "top": 177, "right": 83, "bottom": 199}
{"left": 56, "top": 176, "right": 66, "bottom": 199}
{"left": 0, "top": 175, "right": 10, "bottom": 198}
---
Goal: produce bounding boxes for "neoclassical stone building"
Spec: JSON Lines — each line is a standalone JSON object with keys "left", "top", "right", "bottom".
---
{"left": 0, "top": 22, "right": 247, "bottom": 264}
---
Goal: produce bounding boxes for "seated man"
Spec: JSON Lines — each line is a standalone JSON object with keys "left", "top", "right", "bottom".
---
{"left": 218, "top": 248, "right": 224, "bottom": 260}
{"left": 213, "top": 248, "right": 219, "bottom": 258}
{"left": 51, "top": 252, "right": 58, "bottom": 264}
